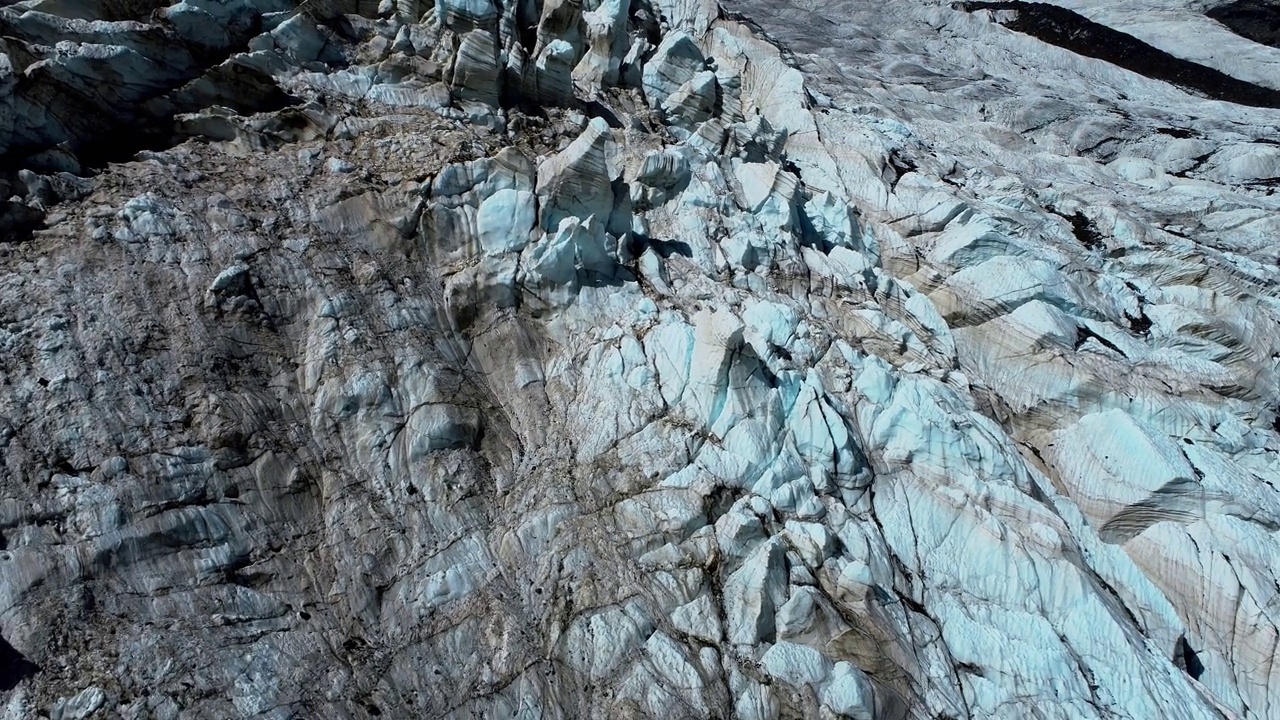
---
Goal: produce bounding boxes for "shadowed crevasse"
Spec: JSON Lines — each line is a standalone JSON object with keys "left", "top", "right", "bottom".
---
{"left": 0, "top": 635, "right": 38, "bottom": 692}
{"left": 1174, "top": 636, "right": 1206, "bottom": 681}
{"left": 961, "top": 1, "right": 1280, "bottom": 109}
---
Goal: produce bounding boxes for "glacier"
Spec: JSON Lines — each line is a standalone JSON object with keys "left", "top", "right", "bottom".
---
{"left": 0, "top": 0, "right": 1278, "bottom": 718}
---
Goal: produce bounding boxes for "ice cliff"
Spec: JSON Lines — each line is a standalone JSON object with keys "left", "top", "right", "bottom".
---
{"left": 1, "top": 0, "right": 1279, "bottom": 718}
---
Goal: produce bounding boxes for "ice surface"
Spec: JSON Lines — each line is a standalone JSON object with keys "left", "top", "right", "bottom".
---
{"left": 3, "top": 0, "right": 1280, "bottom": 717}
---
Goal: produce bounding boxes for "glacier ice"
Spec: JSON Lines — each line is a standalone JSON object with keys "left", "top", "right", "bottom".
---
{"left": 0, "top": 0, "right": 1279, "bottom": 718}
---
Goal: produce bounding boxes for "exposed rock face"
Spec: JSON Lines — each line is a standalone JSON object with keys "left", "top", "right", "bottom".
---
{"left": 1, "top": 0, "right": 1279, "bottom": 718}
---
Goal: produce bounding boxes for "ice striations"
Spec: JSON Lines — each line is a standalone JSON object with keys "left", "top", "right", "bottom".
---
{"left": 0, "top": 0, "right": 1278, "bottom": 718}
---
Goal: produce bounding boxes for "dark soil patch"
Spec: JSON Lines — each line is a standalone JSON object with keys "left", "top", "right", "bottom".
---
{"left": 962, "top": 1, "right": 1280, "bottom": 109}
{"left": 1207, "top": 0, "right": 1280, "bottom": 48}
